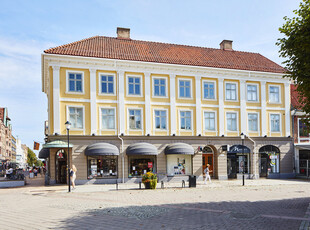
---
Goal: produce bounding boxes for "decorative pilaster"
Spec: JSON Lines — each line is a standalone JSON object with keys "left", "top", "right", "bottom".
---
{"left": 218, "top": 78, "right": 224, "bottom": 136}
{"left": 145, "top": 72, "right": 151, "bottom": 135}
{"left": 170, "top": 74, "right": 176, "bottom": 135}
{"left": 261, "top": 81, "right": 267, "bottom": 136}
{"left": 285, "top": 82, "right": 291, "bottom": 137}
{"left": 118, "top": 71, "right": 125, "bottom": 134}
{"left": 52, "top": 65, "right": 60, "bottom": 134}
{"left": 90, "top": 69, "right": 97, "bottom": 135}
{"left": 240, "top": 80, "right": 246, "bottom": 134}
{"left": 195, "top": 76, "right": 202, "bottom": 135}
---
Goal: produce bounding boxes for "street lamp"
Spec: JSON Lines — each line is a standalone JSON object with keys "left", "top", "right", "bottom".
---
{"left": 241, "top": 132, "right": 245, "bottom": 186}
{"left": 65, "top": 121, "right": 71, "bottom": 192}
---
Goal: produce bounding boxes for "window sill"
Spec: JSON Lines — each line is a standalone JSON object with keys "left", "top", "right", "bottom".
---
{"left": 65, "top": 91, "right": 85, "bottom": 95}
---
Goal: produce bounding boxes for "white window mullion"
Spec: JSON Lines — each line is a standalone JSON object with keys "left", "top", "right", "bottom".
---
{"left": 52, "top": 65, "right": 60, "bottom": 134}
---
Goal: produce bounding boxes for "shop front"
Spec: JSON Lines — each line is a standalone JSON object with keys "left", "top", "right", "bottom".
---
{"left": 259, "top": 145, "right": 280, "bottom": 178}
{"left": 165, "top": 143, "right": 194, "bottom": 176}
{"left": 85, "top": 143, "right": 119, "bottom": 180}
{"left": 126, "top": 142, "right": 158, "bottom": 178}
{"left": 227, "top": 145, "right": 250, "bottom": 179}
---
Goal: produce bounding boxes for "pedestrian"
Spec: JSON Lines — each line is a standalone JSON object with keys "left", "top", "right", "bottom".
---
{"left": 204, "top": 164, "right": 212, "bottom": 184}
{"left": 33, "top": 168, "right": 38, "bottom": 177}
{"left": 70, "top": 165, "right": 77, "bottom": 190}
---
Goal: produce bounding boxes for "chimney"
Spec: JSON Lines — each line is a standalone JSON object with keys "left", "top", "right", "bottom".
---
{"left": 117, "top": 27, "right": 130, "bottom": 39}
{"left": 220, "top": 40, "right": 233, "bottom": 51}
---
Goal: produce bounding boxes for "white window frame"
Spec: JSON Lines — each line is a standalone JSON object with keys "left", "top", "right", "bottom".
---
{"left": 66, "top": 105, "right": 85, "bottom": 131}
{"left": 99, "top": 107, "right": 117, "bottom": 131}
{"left": 247, "top": 112, "right": 260, "bottom": 134}
{"left": 178, "top": 78, "right": 193, "bottom": 99}
{"left": 246, "top": 83, "right": 259, "bottom": 103}
{"left": 269, "top": 113, "right": 282, "bottom": 134}
{"left": 202, "top": 80, "right": 217, "bottom": 101}
{"left": 179, "top": 109, "right": 193, "bottom": 132}
{"left": 225, "top": 82, "right": 238, "bottom": 101}
{"left": 297, "top": 118, "right": 310, "bottom": 143}
{"left": 126, "top": 74, "right": 143, "bottom": 97}
{"left": 127, "top": 108, "right": 143, "bottom": 131}
{"left": 66, "top": 70, "right": 85, "bottom": 94}
{"left": 152, "top": 76, "right": 168, "bottom": 98}
{"left": 225, "top": 111, "right": 239, "bottom": 133}
{"left": 153, "top": 108, "right": 169, "bottom": 131}
{"left": 203, "top": 110, "right": 217, "bottom": 133}
{"left": 268, "top": 85, "right": 281, "bottom": 104}
{"left": 98, "top": 72, "right": 116, "bottom": 96}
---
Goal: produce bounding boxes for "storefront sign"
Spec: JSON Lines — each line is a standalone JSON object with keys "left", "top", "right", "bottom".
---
{"left": 228, "top": 145, "right": 251, "bottom": 154}
{"left": 148, "top": 162, "right": 153, "bottom": 168}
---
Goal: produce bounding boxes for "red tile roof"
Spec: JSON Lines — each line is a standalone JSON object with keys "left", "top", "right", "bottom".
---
{"left": 291, "top": 84, "right": 304, "bottom": 110}
{"left": 44, "top": 36, "right": 285, "bottom": 73}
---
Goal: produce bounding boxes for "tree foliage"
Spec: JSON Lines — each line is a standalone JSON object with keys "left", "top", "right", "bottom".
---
{"left": 277, "top": 0, "right": 310, "bottom": 113}
{"left": 27, "top": 148, "right": 37, "bottom": 166}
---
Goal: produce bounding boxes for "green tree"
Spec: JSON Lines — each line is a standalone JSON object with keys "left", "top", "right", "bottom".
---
{"left": 35, "top": 160, "right": 44, "bottom": 167}
{"left": 277, "top": 0, "right": 310, "bottom": 114}
{"left": 27, "top": 148, "right": 37, "bottom": 166}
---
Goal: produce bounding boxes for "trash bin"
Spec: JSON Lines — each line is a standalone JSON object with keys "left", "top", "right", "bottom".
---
{"left": 188, "top": 175, "right": 196, "bottom": 188}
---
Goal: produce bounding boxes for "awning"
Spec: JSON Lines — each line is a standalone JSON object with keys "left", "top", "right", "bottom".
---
{"left": 85, "top": 143, "right": 119, "bottom": 156}
{"left": 164, "top": 143, "right": 194, "bottom": 155}
{"left": 126, "top": 142, "right": 158, "bottom": 155}
{"left": 39, "top": 148, "right": 50, "bottom": 158}
{"left": 295, "top": 144, "right": 310, "bottom": 150}
{"left": 43, "top": 140, "right": 73, "bottom": 148}
{"left": 228, "top": 145, "right": 251, "bottom": 154}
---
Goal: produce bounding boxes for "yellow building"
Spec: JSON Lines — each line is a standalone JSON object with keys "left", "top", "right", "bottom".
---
{"left": 40, "top": 28, "right": 293, "bottom": 185}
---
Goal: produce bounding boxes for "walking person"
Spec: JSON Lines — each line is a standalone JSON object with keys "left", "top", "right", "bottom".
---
{"left": 70, "top": 165, "right": 77, "bottom": 190}
{"left": 204, "top": 164, "right": 212, "bottom": 184}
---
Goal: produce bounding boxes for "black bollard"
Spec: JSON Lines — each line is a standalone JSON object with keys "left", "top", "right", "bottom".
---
{"left": 139, "top": 182, "right": 141, "bottom": 189}
{"left": 182, "top": 180, "right": 185, "bottom": 188}
{"left": 161, "top": 181, "right": 164, "bottom": 189}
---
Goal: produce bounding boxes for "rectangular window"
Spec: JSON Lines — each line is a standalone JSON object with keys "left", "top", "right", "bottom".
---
{"left": 270, "top": 114, "right": 280, "bottom": 132}
{"left": 204, "top": 112, "right": 215, "bottom": 131}
{"left": 128, "top": 76, "right": 141, "bottom": 95}
{"left": 299, "top": 119, "right": 310, "bottom": 137}
{"left": 68, "top": 107, "right": 83, "bottom": 129}
{"left": 68, "top": 73, "right": 83, "bottom": 93}
{"left": 179, "top": 80, "right": 191, "bottom": 98}
{"left": 180, "top": 111, "right": 192, "bottom": 130}
{"left": 129, "top": 109, "right": 142, "bottom": 130}
{"left": 154, "top": 110, "right": 167, "bottom": 130}
{"left": 153, "top": 78, "right": 166, "bottom": 97}
{"left": 247, "top": 85, "right": 258, "bottom": 101}
{"left": 248, "top": 113, "right": 258, "bottom": 132}
{"left": 88, "top": 156, "right": 117, "bottom": 179}
{"left": 269, "top": 86, "right": 280, "bottom": 103}
{"left": 203, "top": 82, "right": 215, "bottom": 99}
{"left": 100, "top": 75, "right": 114, "bottom": 94}
{"left": 101, "top": 108, "right": 115, "bottom": 130}
{"left": 227, "top": 112, "right": 237, "bottom": 131}
{"left": 226, "top": 83, "right": 237, "bottom": 101}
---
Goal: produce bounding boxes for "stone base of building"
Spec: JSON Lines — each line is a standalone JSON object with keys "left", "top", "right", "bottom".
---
{"left": 0, "top": 180, "right": 24, "bottom": 188}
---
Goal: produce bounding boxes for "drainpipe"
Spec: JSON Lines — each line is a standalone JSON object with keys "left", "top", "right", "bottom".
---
{"left": 292, "top": 108, "right": 297, "bottom": 174}
{"left": 117, "top": 134, "right": 124, "bottom": 183}
{"left": 247, "top": 135, "right": 257, "bottom": 179}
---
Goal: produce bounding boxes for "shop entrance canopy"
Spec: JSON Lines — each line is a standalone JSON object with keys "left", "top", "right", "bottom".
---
{"left": 164, "top": 143, "right": 194, "bottom": 155}
{"left": 39, "top": 148, "right": 50, "bottom": 159}
{"left": 85, "top": 143, "right": 119, "bottom": 156}
{"left": 228, "top": 145, "right": 250, "bottom": 154}
{"left": 126, "top": 142, "right": 158, "bottom": 155}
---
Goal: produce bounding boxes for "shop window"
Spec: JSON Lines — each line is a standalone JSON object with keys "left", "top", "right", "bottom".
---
{"left": 299, "top": 119, "right": 310, "bottom": 138}
{"left": 128, "top": 156, "right": 156, "bottom": 177}
{"left": 88, "top": 156, "right": 118, "bottom": 179}
{"left": 166, "top": 155, "right": 192, "bottom": 176}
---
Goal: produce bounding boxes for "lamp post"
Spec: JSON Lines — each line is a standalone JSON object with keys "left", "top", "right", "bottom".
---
{"left": 65, "top": 121, "right": 71, "bottom": 192}
{"left": 241, "top": 132, "right": 245, "bottom": 186}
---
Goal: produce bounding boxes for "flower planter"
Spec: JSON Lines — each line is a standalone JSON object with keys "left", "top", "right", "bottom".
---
{"left": 143, "top": 179, "right": 157, "bottom": 189}
{"left": 144, "top": 182, "right": 151, "bottom": 189}
{"left": 142, "top": 172, "right": 157, "bottom": 189}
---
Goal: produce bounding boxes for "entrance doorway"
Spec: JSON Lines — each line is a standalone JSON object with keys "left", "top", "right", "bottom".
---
{"left": 299, "top": 150, "right": 310, "bottom": 176}
{"left": 55, "top": 149, "right": 67, "bottom": 184}
{"left": 227, "top": 154, "right": 237, "bottom": 178}
{"left": 259, "top": 145, "right": 280, "bottom": 177}
{"left": 202, "top": 146, "right": 214, "bottom": 177}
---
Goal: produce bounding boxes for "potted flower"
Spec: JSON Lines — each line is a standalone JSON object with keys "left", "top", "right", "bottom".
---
{"left": 142, "top": 172, "right": 157, "bottom": 189}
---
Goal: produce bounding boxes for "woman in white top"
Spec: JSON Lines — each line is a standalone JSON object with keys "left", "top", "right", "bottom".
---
{"left": 204, "top": 164, "right": 212, "bottom": 184}
{"left": 70, "top": 165, "right": 77, "bottom": 189}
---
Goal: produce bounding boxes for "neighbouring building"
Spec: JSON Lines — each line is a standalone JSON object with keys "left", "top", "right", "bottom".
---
{"left": 11, "top": 135, "right": 16, "bottom": 162}
{"left": 40, "top": 28, "right": 294, "bottom": 185}
{"left": 16, "top": 138, "right": 28, "bottom": 169}
{"left": 0, "top": 108, "right": 12, "bottom": 161}
{"left": 291, "top": 84, "right": 310, "bottom": 177}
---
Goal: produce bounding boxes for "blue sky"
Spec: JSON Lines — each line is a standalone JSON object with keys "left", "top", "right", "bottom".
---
{"left": 0, "top": 0, "right": 301, "bottom": 156}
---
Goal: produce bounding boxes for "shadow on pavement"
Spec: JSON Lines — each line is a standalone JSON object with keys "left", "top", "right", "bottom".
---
{"left": 57, "top": 197, "right": 310, "bottom": 230}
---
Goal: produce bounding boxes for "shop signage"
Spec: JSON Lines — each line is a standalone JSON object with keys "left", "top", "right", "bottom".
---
{"left": 148, "top": 162, "right": 153, "bottom": 168}
{"left": 228, "top": 145, "right": 251, "bottom": 154}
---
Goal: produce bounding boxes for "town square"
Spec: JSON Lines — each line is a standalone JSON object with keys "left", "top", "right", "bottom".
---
{"left": 1, "top": 0, "right": 310, "bottom": 229}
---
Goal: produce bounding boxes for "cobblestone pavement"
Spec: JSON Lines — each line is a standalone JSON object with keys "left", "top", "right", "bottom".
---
{"left": 1, "top": 177, "right": 310, "bottom": 230}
